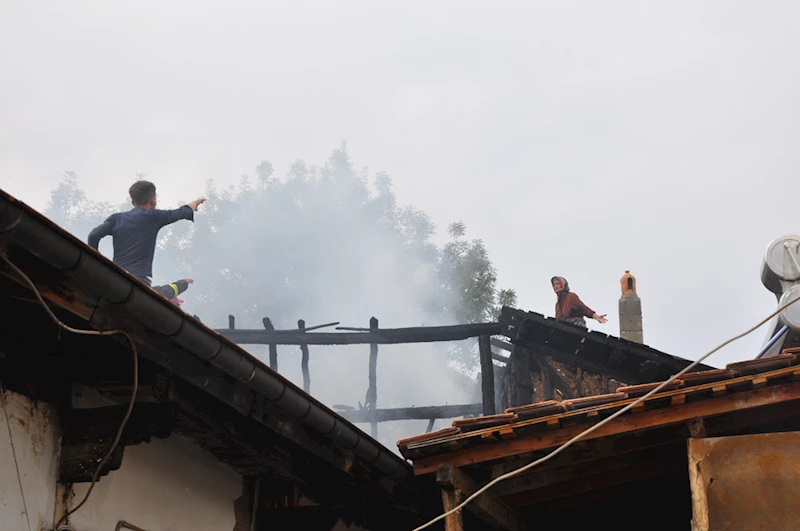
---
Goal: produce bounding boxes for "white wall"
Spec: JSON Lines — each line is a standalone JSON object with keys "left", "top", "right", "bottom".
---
{"left": 66, "top": 434, "right": 242, "bottom": 531}
{"left": 1, "top": 386, "right": 243, "bottom": 531}
{"left": 1, "top": 386, "right": 365, "bottom": 531}
{"left": 0, "top": 388, "right": 61, "bottom": 531}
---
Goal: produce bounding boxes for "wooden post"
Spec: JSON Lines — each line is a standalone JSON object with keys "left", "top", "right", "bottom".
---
{"left": 687, "top": 417, "right": 706, "bottom": 438}
{"left": 436, "top": 463, "right": 523, "bottom": 530}
{"left": 262, "top": 317, "right": 278, "bottom": 371}
{"left": 440, "top": 488, "right": 465, "bottom": 531}
{"left": 540, "top": 361, "right": 554, "bottom": 400}
{"left": 298, "top": 319, "right": 310, "bottom": 393}
{"left": 365, "top": 317, "right": 379, "bottom": 439}
{"left": 478, "top": 335, "right": 496, "bottom": 416}
{"left": 426, "top": 418, "right": 436, "bottom": 433}
{"left": 504, "top": 345, "right": 533, "bottom": 408}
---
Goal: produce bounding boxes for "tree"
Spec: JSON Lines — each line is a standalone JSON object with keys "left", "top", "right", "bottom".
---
{"left": 44, "top": 142, "right": 517, "bottom": 445}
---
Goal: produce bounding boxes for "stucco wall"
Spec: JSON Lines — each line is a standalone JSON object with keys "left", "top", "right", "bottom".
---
{"left": 2, "top": 386, "right": 365, "bottom": 531}
{"left": 1, "top": 386, "right": 243, "bottom": 531}
{"left": 0, "top": 387, "right": 61, "bottom": 531}
{"left": 66, "top": 433, "right": 242, "bottom": 531}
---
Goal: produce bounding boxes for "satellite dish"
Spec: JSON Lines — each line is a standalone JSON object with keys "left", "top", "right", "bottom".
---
{"left": 779, "top": 285, "right": 800, "bottom": 331}
{"left": 762, "top": 234, "right": 800, "bottom": 295}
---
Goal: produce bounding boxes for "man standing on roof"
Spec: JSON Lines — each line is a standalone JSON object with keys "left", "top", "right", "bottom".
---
{"left": 87, "top": 180, "right": 205, "bottom": 287}
{"left": 551, "top": 276, "right": 607, "bottom": 328}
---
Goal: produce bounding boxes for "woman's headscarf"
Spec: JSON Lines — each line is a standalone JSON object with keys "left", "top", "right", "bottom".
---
{"left": 551, "top": 276, "right": 570, "bottom": 292}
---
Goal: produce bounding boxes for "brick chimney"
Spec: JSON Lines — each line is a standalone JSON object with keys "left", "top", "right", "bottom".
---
{"left": 619, "top": 270, "right": 643, "bottom": 343}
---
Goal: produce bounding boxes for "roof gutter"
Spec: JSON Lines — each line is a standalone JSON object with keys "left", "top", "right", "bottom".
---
{"left": 0, "top": 189, "right": 407, "bottom": 476}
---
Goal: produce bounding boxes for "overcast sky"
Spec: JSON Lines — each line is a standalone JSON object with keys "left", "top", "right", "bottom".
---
{"left": 2, "top": 0, "right": 798, "bottom": 370}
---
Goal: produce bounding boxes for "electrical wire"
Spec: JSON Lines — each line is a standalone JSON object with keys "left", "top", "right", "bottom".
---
{"left": 0, "top": 256, "right": 139, "bottom": 529}
{"left": 412, "top": 295, "right": 800, "bottom": 531}
{"left": 0, "top": 380, "right": 34, "bottom": 531}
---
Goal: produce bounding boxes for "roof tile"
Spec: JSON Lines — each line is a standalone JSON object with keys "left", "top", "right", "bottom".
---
{"left": 397, "top": 427, "right": 461, "bottom": 448}
{"left": 726, "top": 353, "right": 797, "bottom": 376}
{"left": 562, "top": 393, "right": 628, "bottom": 410}
{"left": 677, "top": 368, "right": 734, "bottom": 386}
{"left": 505, "top": 400, "right": 566, "bottom": 420}
{"left": 399, "top": 360, "right": 800, "bottom": 464}
{"left": 616, "top": 380, "right": 683, "bottom": 398}
{"left": 452, "top": 413, "right": 518, "bottom": 432}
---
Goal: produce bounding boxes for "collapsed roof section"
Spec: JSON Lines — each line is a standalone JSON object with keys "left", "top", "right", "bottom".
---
{"left": 498, "top": 305, "right": 715, "bottom": 385}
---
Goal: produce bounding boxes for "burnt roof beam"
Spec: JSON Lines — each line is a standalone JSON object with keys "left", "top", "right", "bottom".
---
{"left": 216, "top": 322, "right": 503, "bottom": 346}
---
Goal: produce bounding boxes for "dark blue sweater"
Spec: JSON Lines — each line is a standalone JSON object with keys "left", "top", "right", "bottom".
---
{"left": 87, "top": 205, "right": 194, "bottom": 278}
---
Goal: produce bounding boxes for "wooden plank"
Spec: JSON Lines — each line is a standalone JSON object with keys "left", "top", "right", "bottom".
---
{"left": 485, "top": 401, "right": 800, "bottom": 483}
{"left": 495, "top": 334, "right": 640, "bottom": 385}
{"left": 0, "top": 251, "right": 98, "bottom": 321}
{"left": 492, "top": 352, "right": 509, "bottom": 363}
{"left": 541, "top": 360, "right": 554, "bottom": 400}
{"left": 436, "top": 463, "right": 524, "bottom": 530}
{"left": 502, "top": 451, "right": 686, "bottom": 507}
{"left": 340, "top": 403, "right": 482, "bottom": 423}
{"left": 491, "top": 337, "right": 513, "bottom": 351}
{"left": 216, "top": 322, "right": 502, "bottom": 345}
{"left": 490, "top": 441, "right": 687, "bottom": 497}
{"left": 479, "top": 335, "right": 496, "bottom": 416}
{"left": 504, "top": 345, "right": 533, "bottom": 408}
{"left": 412, "top": 379, "right": 800, "bottom": 474}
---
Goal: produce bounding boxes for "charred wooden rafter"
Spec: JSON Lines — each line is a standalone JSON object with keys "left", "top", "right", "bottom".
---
{"left": 365, "top": 317, "right": 379, "bottom": 438}
{"left": 499, "top": 306, "right": 713, "bottom": 384}
{"left": 338, "top": 404, "right": 483, "bottom": 423}
{"left": 478, "top": 335, "right": 496, "bottom": 415}
{"left": 215, "top": 322, "right": 502, "bottom": 346}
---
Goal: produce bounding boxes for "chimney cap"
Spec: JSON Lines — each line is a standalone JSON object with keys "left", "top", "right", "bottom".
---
{"left": 621, "top": 271, "right": 637, "bottom": 295}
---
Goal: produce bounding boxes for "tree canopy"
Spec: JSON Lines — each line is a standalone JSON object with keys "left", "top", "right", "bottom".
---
{"left": 43, "top": 142, "right": 516, "bottom": 445}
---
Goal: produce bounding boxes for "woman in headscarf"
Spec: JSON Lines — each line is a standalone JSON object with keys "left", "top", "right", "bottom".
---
{"left": 551, "top": 276, "right": 607, "bottom": 328}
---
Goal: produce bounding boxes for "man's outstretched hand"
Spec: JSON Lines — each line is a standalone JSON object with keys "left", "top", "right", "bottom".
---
{"left": 187, "top": 198, "right": 206, "bottom": 211}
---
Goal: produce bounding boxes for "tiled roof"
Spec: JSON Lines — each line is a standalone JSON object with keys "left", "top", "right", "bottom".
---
{"left": 398, "top": 352, "right": 800, "bottom": 472}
